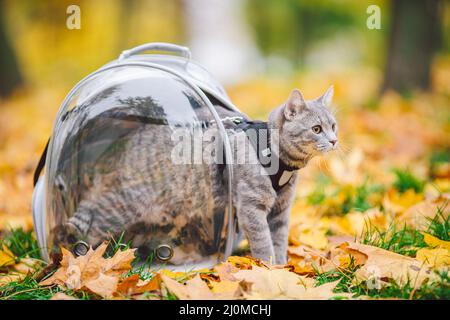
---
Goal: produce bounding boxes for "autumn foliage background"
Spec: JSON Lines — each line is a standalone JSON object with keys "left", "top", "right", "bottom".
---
{"left": 0, "top": 0, "right": 449, "bottom": 299}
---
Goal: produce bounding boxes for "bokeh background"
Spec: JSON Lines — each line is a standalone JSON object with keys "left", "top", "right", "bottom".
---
{"left": 0, "top": 0, "right": 449, "bottom": 243}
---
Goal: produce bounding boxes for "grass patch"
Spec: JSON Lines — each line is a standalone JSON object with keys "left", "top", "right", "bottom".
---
{"left": 361, "top": 203, "right": 449, "bottom": 256}
{"left": 392, "top": 169, "right": 424, "bottom": 194}
{"left": 361, "top": 222, "right": 426, "bottom": 257}
{"left": 1, "top": 228, "right": 41, "bottom": 259}
{"left": 315, "top": 259, "right": 450, "bottom": 299}
{"left": 340, "top": 183, "right": 384, "bottom": 214}
{"left": 425, "top": 203, "right": 449, "bottom": 241}
{"left": 0, "top": 276, "right": 59, "bottom": 300}
{"left": 307, "top": 174, "right": 331, "bottom": 205}
{"left": 0, "top": 275, "right": 98, "bottom": 300}
{"left": 360, "top": 271, "right": 450, "bottom": 300}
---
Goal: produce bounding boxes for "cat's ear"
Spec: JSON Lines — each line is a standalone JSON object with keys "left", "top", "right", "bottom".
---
{"left": 284, "top": 89, "right": 306, "bottom": 120}
{"left": 317, "top": 85, "right": 334, "bottom": 106}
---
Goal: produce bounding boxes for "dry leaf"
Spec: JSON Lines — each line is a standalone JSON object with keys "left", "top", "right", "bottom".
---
{"left": 116, "top": 274, "right": 161, "bottom": 296}
{"left": 159, "top": 269, "right": 189, "bottom": 279}
{"left": 288, "top": 246, "right": 330, "bottom": 275}
{"left": 233, "top": 267, "right": 347, "bottom": 300}
{"left": 345, "top": 242, "right": 432, "bottom": 287}
{"left": 51, "top": 292, "right": 78, "bottom": 300}
{"left": 233, "top": 266, "right": 317, "bottom": 299}
{"left": 422, "top": 233, "right": 450, "bottom": 250}
{"left": 416, "top": 248, "right": 450, "bottom": 268}
{"left": 161, "top": 274, "right": 215, "bottom": 300}
{"left": 84, "top": 272, "right": 119, "bottom": 298}
{"left": 214, "top": 262, "right": 239, "bottom": 281}
{"left": 0, "top": 244, "right": 15, "bottom": 267}
{"left": 0, "top": 273, "right": 24, "bottom": 286}
{"left": 39, "top": 243, "right": 136, "bottom": 298}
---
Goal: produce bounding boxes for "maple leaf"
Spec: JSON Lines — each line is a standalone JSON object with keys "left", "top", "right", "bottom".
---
{"left": 161, "top": 274, "right": 216, "bottom": 300}
{"left": 39, "top": 243, "right": 136, "bottom": 298}
{"left": 232, "top": 267, "right": 346, "bottom": 300}
{"left": 116, "top": 274, "right": 161, "bottom": 297}
{"left": 344, "top": 242, "right": 433, "bottom": 288}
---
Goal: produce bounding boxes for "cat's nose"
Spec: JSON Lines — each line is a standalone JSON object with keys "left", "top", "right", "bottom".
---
{"left": 329, "top": 139, "right": 337, "bottom": 146}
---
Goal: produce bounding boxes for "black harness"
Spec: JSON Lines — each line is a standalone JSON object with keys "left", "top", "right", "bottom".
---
{"left": 221, "top": 118, "right": 297, "bottom": 192}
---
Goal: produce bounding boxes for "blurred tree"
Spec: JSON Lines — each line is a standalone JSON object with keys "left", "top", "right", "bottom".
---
{"left": 0, "top": 0, "right": 22, "bottom": 97}
{"left": 382, "top": 0, "right": 442, "bottom": 93}
{"left": 245, "top": 0, "right": 359, "bottom": 68}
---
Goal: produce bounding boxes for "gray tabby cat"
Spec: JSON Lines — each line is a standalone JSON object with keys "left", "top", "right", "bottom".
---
{"left": 54, "top": 86, "right": 337, "bottom": 265}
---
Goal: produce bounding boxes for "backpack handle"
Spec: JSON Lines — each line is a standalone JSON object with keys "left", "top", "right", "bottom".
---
{"left": 118, "top": 42, "right": 191, "bottom": 61}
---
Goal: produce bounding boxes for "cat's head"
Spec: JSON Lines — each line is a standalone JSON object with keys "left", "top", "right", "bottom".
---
{"left": 270, "top": 86, "right": 338, "bottom": 166}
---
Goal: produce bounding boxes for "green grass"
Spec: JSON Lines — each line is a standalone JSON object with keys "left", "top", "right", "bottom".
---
{"left": 0, "top": 201, "right": 448, "bottom": 300}
{"left": 314, "top": 258, "right": 450, "bottom": 300}
{"left": 0, "top": 274, "right": 98, "bottom": 300}
{"left": 307, "top": 176, "right": 384, "bottom": 215}
{"left": 307, "top": 173, "right": 331, "bottom": 205}
{"left": 361, "top": 202, "right": 449, "bottom": 257}
{"left": 361, "top": 222, "right": 426, "bottom": 257}
{"left": 430, "top": 149, "right": 450, "bottom": 165}
{"left": 1, "top": 228, "right": 41, "bottom": 260}
{"left": 425, "top": 203, "right": 449, "bottom": 241}
{"left": 0, "top": 276, "right": 60, "bottom": 300}
{"left": 392, "top": 169, "right": 424, "bottom": 194}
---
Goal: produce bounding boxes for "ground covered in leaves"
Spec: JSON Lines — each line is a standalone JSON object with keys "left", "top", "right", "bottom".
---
{"left": 0, "top": 60, "right": 449, "bottom": 300}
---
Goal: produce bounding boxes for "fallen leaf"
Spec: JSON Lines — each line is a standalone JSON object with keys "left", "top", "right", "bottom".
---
{"left": 0, "top": 244, "right": 15, "bottom": 267}
{"left": 289, "top": 221, "right": 329, "bottom": 250}
{"left": 330, "top": 242, "right": 368, "bottom": 268}
{"left": 39, "top": 243, "right": 136, "bottom": 298}
{"left": 161, "top": 274, "right": 215, "bottom": 300}
{"left": 50, "top": 292, "right": 78, "bottom": 300}
{"left": 0, "top": 273, "right": 24, "bottom": 286}
{"left": 233, "top": 266, "right": 318, "bottom": 299}
{"left": 159, "top": 269, "right": 189, "bottom": 279}
{"left": 84, "top": 272, "right": 119, "bottom": 298}
{"left": 287, "top": 246, "right": 330, "bottom": 275}
{"left": 383, "top": 189, "right": 423, "bottom": 216}
{"left": 214, "top": 262, "right": 239, "bottom": 281}
{"left": 345, "top": 242, "right": 432, "bottom": 287}
{"left": 116, "top": 274, "right": 161, "bottom": 296}
{"left": 416, "top": 248, "right": 450, "bottom": 268}
{"left": 422, "top": 233, "right": 450, "bottom": 250}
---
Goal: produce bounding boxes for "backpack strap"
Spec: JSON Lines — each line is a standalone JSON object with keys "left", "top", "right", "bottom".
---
{"left": 33, "top": 139, "right": 49, "bottom": 186}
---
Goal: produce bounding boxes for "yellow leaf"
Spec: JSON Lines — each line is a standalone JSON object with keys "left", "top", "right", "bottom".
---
{"left": 0, "top": 273, "right": 24, "bottom": 286}
{"left": 289, "top": 227, "right": 329, "bottom": 250}
{"left": 0, "top": 244, "right": 15, "bottom": 267}
{"left": 161, "top": 274, "right": 215, "bottom": 300}
{"left": 209, "top": 280, "right": 242, "bottom": 299}
{"left": 416, "top": 248, "right": 450, "bottom": 268}
{"left": 233, "top": 267, "right": 344, "bottom": 300}
{"left": 159, "top": 269, "right": 188, "bottom": 279}
{"left": 421, "top": 233, "right": 450, "bottom": 250}
{"left": 383, "top": 189, "right": 423, "bottom": 215}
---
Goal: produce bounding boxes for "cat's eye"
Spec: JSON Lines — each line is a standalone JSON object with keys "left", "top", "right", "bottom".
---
{"left": 312, "top": 125, "right": 322, "bottom": 134}
{"left": 332, "top": 123, "right": 336, "bottom": 131}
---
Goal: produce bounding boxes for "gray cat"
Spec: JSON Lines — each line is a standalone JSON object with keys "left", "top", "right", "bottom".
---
{"left": 53, "top": 86, "right": 338, "bottom": 265}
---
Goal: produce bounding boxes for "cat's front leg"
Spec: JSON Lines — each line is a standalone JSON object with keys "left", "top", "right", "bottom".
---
{"left": 268, "top": 174, "right": 298, "bottom": 264}
{"left": 235, "top": 180, "right": 276, "bottom": 263}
